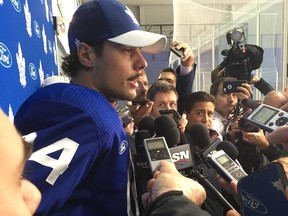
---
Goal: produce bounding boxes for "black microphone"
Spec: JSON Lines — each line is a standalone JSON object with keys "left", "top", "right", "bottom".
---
{"left": 216, "top": 140, "right": 239, "bottom": 161}
{"left": 133, "top": 130, "right": 153, "bottom": 212}
{"left": 189, "top": 123, "right": 222, "bottom": 167}
{"left": 133, "top": 129, "right": 153, "bottom": 211}
{"left": 154, "top": 115, "right": 194, "bottom": 173}
{"left": 189, "top": 123, "right": 211, "bottom": 149}
{"left": 188, "top": 124, "right": 237, "bottom": 211}
{"left": 241, "top": 98, "right": 261, "bottom": 109}
{"left": 216, "top": 140, "right": 246, "bottom": 172}
{"left": 134, "top": 130, "right": 152, "bottom": 179}
{"left": 155, "top": 115, "right": 180, "bottom": 147}
{"left": 138, "top": 115, "right": 155, "bottom": 137}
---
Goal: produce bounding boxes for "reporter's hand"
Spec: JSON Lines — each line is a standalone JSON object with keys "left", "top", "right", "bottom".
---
{"left": 171, "top": 41, "right": 194, "bottom": 67}
{"left": 248, "top": 75, "right": 260, "bottom": 85}
{"left": 241, "top": 129, "right": 269, "bottom": 150}
{"left": 143, "top": 161, "right": 206, "bottom": 207}
{"left": 178, "top": 113, "right": 188, "bottom": 133}
{"left": 226, "top": 210, "right": 241, "bottom": 216}
{"left": 127, "top": 101, "right": 153, "bottom": 126}
{"left": 236, "top": 83, "right": 253, "bottom": 100}
{"left": 266, "top": 125, "right": 288, "bottom": 150}
{"left": 217, "top": 175, "right": 238, "bottom": 197}
{"left": 123, "top": 121, "right": 134, "bottom": 135}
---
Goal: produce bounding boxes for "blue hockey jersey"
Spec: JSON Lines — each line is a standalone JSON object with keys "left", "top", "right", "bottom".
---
{"left": 15, "top": 83, "right": 134, "bottom": 216}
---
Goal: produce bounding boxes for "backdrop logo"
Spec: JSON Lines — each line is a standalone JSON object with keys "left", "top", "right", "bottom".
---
{"left": 0, "top": 42, "right": 12, "bottom": 68}
{"left": 29, "top": 63, "right": 37, "bottom": 80}
{"left": 11, "top": 0, "right": 21, "bottom": 12}
{"left": 34, "top": 21, "right": 41, "bottom": 38}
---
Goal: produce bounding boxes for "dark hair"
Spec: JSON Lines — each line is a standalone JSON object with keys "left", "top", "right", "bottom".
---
{"left": 158, "top": 67, "right": 177, "bottom": 77}
{"left": 147, "top": 81, "right": 178, "bottom": 101}
{"left": 61, "top": 42, "right": 104, "bottom": 78}
{"left": 210, "top": 76, "right": 237, "bottom": 97}
{"left": 183, "top": 91, "right": 216, "bottom": 113}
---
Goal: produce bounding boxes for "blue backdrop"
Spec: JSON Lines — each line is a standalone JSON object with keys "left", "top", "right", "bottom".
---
{"left": 0, "top": 0, "right": 58, "bottom": 120}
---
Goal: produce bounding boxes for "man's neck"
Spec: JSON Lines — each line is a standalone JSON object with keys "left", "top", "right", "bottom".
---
{"left": 215, "top": 110, "right": 230, "bottom": 120}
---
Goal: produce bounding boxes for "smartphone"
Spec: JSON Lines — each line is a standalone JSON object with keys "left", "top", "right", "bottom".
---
{"left": 131, "top": 99, "right": 150, "bottom": 106}
{"left": 237, "top": 162, "right": 288, "bottom": 216}
{"left": 206, "top": 150, "right": 248, "bottom": 183}
{"left": 159, "top": 109, "right": 181, "bottom": 120}
{"left": 143, "top": 137, "right": 174, "bottom": 173}
{"left": 223, "top": 80, "right": 247, "bottom": 93}
{"left": 170, "top": 46, "right": 184, "bottom": 58}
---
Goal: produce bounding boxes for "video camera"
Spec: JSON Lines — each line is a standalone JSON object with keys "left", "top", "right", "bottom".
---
{"left": 219, "top": 27, "right": 264, "bottom": 81}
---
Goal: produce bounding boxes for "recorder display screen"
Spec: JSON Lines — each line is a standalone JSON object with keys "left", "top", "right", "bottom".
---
{"left": 216, "top": 154, "right": 230, "bottom": 165}
{"left": 251, "top": 106, "right": 278, "bottom": 124}
{"left": 146, "top": 138, "right": 171, "bottom": 161}
{"left": 146, "top": 139, "right": 166, "bottom": 150}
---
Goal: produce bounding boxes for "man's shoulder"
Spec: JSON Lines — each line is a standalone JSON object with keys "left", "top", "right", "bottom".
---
{"left": 15, "top": 83, "right": 117, "bottom": 132}
{"left": 18, "top": 83, "right": 108, "bottom": 112}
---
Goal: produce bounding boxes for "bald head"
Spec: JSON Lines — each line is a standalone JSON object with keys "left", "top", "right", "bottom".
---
{"left": 263, "top": 91, "right": 288, "bottom": 108}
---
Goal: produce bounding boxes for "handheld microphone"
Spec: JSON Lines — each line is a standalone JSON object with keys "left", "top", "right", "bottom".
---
{"left": 216, "top": 140, "right": 247, "bottom": 172}
{"left": 134, "top": 130, "right": 152, "bottom": 179}
{"left": 189, "top": 123, "right": 247, "bottom": 182}
{"left": 133, "top": 129, "right": 154, "bottom": 211}
{"left": 216, "top": 140, "right": 239, "bottom": 161}
{"left": 154, "top": 115, "right": 194, "bottom": 173}
{"left": 155, "top": 115, "right": 180, "bottom": 147}
{"left": 189, "top": 123, "right": 221, "bottom": 167}
{"left": 189, "top": 123, "right": 211, "bottom": 149}
{"left": 133, "top": 129, "right": 153, "bottom": 212}
{"left": 206, "top": 140, "right": 247, "bottom": 183}
{"left": 138, "top": 115, "right": 155, "bottom": 137}
{"left": 187, "top": 124, "right": 236, "bottom": 211}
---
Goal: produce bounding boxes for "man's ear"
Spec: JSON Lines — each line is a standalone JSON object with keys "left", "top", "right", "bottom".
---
{"left": 77, "top": 42, "right": 95, "bottom": 68}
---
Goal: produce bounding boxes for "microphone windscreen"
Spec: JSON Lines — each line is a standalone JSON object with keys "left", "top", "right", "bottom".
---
{"left": 155, "top": 114, "right": 177, "bottom": 131}
{"left": 241, "top": 98, "right": 261, "bottom": 109}
{"left": 138, "top": 115, "right": 155, "bottom": 137}
{"left": 216, "top": 140, "right": 239, "bottom": 160}
{"left": 189, "top": 123, "right": 211, "bottom": 149}
{"left": 155, "top": 115, "right": 180, "bottom": 148}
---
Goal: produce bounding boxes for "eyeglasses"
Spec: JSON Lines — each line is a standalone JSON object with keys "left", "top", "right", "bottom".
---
{"left": 136, "top": 81, "right": 151, "bottom": 89}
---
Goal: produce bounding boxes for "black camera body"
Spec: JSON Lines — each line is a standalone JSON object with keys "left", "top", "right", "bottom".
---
{"left": 238, "top": 116, "right": 259, "bottom": 132}
{"left": 219, "top": 28, "right": 264, "bottom": 81}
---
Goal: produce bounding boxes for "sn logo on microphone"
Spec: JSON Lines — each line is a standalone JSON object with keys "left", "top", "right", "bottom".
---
{"left": 171, "top": 150, "right": 189, "bottom": 165}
